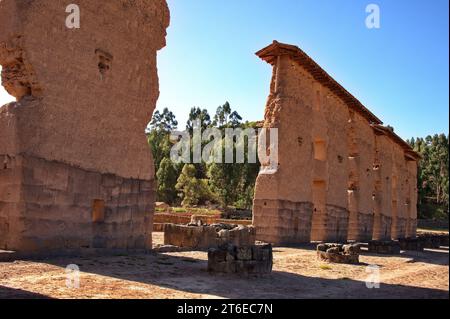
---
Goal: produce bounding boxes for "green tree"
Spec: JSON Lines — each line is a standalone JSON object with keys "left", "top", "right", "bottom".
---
{"left": 156, "top": 158, "right": 178, "bottom": 204}
{"left": 410, "top": 134, "right": 449, "bottom": 219}
{"left": 186, "top": 107, "right": 211, "bottom": 132}
{"left": 176, "top": 164, "right": 213, "bottom": 206}
{"left": 147, "top": 107, "right": 178, "bottom": 174}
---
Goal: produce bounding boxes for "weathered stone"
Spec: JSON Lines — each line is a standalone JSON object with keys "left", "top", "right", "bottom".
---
{"left": 208, "top": 243, "right": 273, "bottom": 274}
{"left": 399, "top": 238, "right": 424, "bottom": 251}
{"left": 343, "top": 244, "right": 361, "bottom": 254}
{"left": 164, "top": 224, "right": 255, "bottom": 250}
{"left": 317, "top": 243, "right": 360, "bottom": 264}
{"left": 236, "top": 246, "right": 253, "bottom": 261}
{"left": 0, "top": 0, "right": 169, "bottom": 253}
{"left": 326, "top": 247, "right": 341, "bottom": 254}
{"left": 368, "top": 240, "right": 401, "bottom": 254}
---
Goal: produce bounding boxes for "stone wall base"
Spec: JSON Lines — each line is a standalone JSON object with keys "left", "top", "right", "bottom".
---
{"left": 418, "top": 233, "right": 449, "bottom": 248}
{"left": 347, "top": 212, "right": 374, "bottom": 242}
{"left": 392, "top": 217, "right": 408, "bottom": 240}
{"left": 398, "top": 238, "right": 424, "bottom": 251}
{"left": 253, "top": 199, "right": 313, "bottom": 244}
{"left": 311, "top": 205, "right": 349, "bottom": 242}
{"left": 0, "top": 154, "right": 154, "bottom": 253}
{"left": 316, "top": 243, "right": 361, "bottom": 264}
{"left": 207, "top": 243, "right": 273, "bottom": 274}
{"left": 372, "top": 214, "right": 392, "bottom": 240}
{"left": 368, "top": 240, "right": 401, "bottom": 254}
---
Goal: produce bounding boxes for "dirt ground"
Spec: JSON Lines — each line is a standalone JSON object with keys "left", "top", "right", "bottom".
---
{"left": 0, "top": 232, "right": 448, "bottom": 299}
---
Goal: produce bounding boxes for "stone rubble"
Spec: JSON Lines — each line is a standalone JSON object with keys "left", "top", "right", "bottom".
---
{"left": 316, "top": 243, "right": 361, "bottom": 264}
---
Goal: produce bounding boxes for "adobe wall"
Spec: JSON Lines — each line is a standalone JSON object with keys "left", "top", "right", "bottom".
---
{"left": 406, "top": 161, "right": 418, "bottom": 238}
{"left": 391, "top": 142, "right": 408, "bottom": 239}
{"left": 347, "top": 111, "right": 375, "bottom": 241}
{"left": 0, "top": 0, "right": 169, "bottom": 253}
{"left": 372, "top": 133, "right": 393, "bottom": 240}
{"left": 310, "top": 83, "right": 350, "bottom": 242}
{"left": 253, "top": 42, "right": 419, "bottom": 244}
{"left": 253, "top": 55, "right": 315, "bottom": 244}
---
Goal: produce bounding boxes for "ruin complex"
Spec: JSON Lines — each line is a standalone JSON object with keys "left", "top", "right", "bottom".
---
{"left": 0, "top": 0, "right": 169, "bottom": 253}
{"left": 253, "top": 41, "right": 420, "bottom": 244}
{"left": 0, "top": 0, "right": 421, "bottom": 255}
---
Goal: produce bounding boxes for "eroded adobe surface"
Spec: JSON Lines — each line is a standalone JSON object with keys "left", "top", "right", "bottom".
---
{"left": 253, "top": 41, "right": 420, "bottom": 245}
{"left": 0, "top": 0, "right": 169, "bottom": 253}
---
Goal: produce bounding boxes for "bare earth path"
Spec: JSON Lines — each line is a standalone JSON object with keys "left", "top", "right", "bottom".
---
{"left": 0, "top": 233, "right": 448, "bottom": 299}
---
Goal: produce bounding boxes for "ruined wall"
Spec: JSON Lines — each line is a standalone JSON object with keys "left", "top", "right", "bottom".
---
{"left": 253, "top": 55, "right": 314, "bottom": 244}
{"left": 0, "top": 0, "right": 169, "bottom": 253}
{"left": 253, "top": 42, "right": 419, "bottom": 244}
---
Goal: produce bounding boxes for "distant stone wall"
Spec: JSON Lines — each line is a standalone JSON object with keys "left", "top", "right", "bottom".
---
{"left": 164, "top": 224, "right": 256, "bottom": 250}
{"left": 417, "top": 219, "right": 449, "bottom": 231}
{"left": 153, "top": 213, "right": 252, "bottom": 232}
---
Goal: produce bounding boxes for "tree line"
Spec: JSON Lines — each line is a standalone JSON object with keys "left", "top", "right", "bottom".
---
{"left": 408, "top": 134, "right": 449, "bottom": 220}
{"left": 146, "top": 102, "right": 260, "bottom": 210}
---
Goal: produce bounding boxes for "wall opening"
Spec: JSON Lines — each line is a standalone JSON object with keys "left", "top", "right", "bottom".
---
{"left": 92, "top": 199, "right": 105, "bottom": 223}
{"left": 314, "top": 139, "right": 327, "bottom": 161}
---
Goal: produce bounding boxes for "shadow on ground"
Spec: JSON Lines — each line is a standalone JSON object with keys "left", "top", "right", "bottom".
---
{"left": 0, "top": 285, "right": 54, "bottom": 299}
{"left": 19, "top": 249, "right": 446, "bottom": 299}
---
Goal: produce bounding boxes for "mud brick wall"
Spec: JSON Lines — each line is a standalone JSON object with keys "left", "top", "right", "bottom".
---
{"left": 0, "top": 0, "right": 169, "bottom": 253}
{"left": 164, "top": 224, "right": 256, "bottom": 250}
{"left": 347, "top": 111, "right": 375, "bottom": 241}
{"left": 372, "top": 133, "right": 393, "bottom": 240}
{"left": 253, "top": 41, "right": 420, "bottom": 244}
{"left": 208, "top": 244, "right": 273, "bottom": 274}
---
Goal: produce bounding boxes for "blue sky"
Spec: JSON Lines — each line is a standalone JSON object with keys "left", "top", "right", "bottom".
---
{"left": 0, "top": 0, "right": 448, "bottom": 139}
{"left": 156, "top": 0, "right": 449, "bottom": 139}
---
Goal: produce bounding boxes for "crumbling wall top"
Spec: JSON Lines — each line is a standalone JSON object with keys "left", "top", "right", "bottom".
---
{"left": 0, "top": 0, "right": 170, "bottom": 180}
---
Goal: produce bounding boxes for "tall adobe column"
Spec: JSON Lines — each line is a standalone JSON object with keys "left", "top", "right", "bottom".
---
{"left": 252, "top": 46, "right": 315, "bottom": 245}
{"left": 346, "top": 110, "right": 375, "bottom": 242}
{"left": 0, "top": 0, "right": 170, "bottom": 253}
